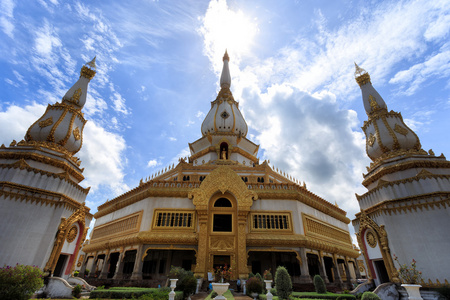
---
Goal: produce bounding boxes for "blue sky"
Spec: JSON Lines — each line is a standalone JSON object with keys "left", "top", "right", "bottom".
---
{"left": 1, "top": 0, "right": 449, "bottom": 235}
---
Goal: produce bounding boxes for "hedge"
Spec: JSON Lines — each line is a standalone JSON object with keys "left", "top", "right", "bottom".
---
{"left": 89, "top": 288, "right": 183, "bottom": 299}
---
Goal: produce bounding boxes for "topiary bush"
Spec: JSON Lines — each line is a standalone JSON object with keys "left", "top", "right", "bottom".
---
{"left": 0, "top": 264, "right": 44, "bottom": 300}
{"left": 247, "top": 276, "right": 263, "bottom": 296}
{"left": 72, "top": 284, "right": 82, "bottom": 298}
{"left": 313, "top": 274, "right": 327, "bottom": 294}
{"left": 175, "top": 269, "right": 197, "bottom": 299}
{"left": 361, "top": 291, "right": 381, "bottom": 300}
{"left": 274, "top": 266, "right": 292, "bottom": 300}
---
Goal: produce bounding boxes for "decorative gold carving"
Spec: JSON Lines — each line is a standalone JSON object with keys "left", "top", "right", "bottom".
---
{"left": 369, "top": 95, "right": 379, "bottom": 111}
{"left": 67, "top": 225, "right": 78, "bottom": 243}
{"left": 394, "top": 124, "right": 408, "bottom": 136}
{"left": 91, "top": 211, "right": 142, "bottom": 241}
{"left": 210, "top": 236, "right": 234, "bottom": 250}
{"left": 303, "top": 214, "right": 352, "bottom": 245}
{"left": 72, "top": 88, "right": 82, "bottom": 105}
{"left": 39, "top": 117, "right": 53, "bottom": 128}
{"left": 80, "top": 65, "right": 96, "bottom": 80}
{"left": 44, "top": 203, "right": 89, "bottom": 273}
{"left": 368, "top": 133, "right": 375, "bottom": 147}
{"left": 77, "top": 254, "right": 84, "bottom": 268}
{"left": 189, "top": 166, "right": 257, "bottom": 211}
{"left": 355, "top": 210, "right": 400, "bottom": 283}
{"left": 366, "top": 231, "right": 377, "bottom": 248}
{"left": 0, "top": 181, "right": 91, "bottom": 213}
{"left": 73, "top": 127, "right": 81, "bottom": 141}
{"left": 355, "top": 73, "right": 371, "bottom": 86}
{"left": 362, "top": 159, "right": 450, "bottom": 187}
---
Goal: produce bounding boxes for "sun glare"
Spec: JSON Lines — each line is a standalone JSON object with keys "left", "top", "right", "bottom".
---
{"left": 200, "top": 0, "right": 258, "bottom": 69}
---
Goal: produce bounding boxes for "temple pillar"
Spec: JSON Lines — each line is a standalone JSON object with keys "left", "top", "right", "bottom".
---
{"left": 112, "top": 252, "right": 125, "bottom": 280}
{"left": 332, "top": 255, "right": 343, "bottom": 284}
{"left": 298, "top": 248, "right": 312, "bottom": 283}
{"left": 88, "top": 253, "right": 98, "bottom": 277}
{"left": 130, "top": 245, "right": 144, "bottom": 280}
{"left": 194, "top": 211, "right": 208, "bottom": 277}
{"left": 79, "top": 255, "right": 89, "bottom": 278}
{"left": 318, "top": 252, "right": 329, "bottom": 283}
{"left": 354, "top": 259, "right": 362, "bottom": 279}
{"left": 237, "top": 212, "right": 249, "bottom": 278}
{"left": 99, "top": 252, "right": 110, "bottom": 279}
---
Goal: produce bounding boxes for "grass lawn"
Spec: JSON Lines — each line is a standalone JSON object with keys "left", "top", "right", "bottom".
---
{"left": 291, "top": 291, "right": 355, "bottom": 299}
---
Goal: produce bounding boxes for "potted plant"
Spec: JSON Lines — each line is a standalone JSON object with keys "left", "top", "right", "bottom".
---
{"left": 212, "top": 265, "right": 232, "bottom": 300}
{"left": 263, "top": 269, "right": 273, "bottom": 300}
{"left": 393, "top": 255, "right": 423, "bottom": 300}
{"left": 246, "top": 276, "right": 263, "bottom": 300}
{"left": 168, "top": 266, "right": 182, "bottom": 300}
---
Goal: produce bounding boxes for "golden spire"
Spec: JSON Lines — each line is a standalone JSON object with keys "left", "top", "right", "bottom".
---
{"left": 354, "top": 62, "right": 371, "bottom": 86}
{"left": 223, "top": 49, "right": 230, "bottom": 62}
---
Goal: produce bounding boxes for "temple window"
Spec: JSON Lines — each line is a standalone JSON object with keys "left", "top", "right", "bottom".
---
{"left": 213, "top": 214, "right": 232, "bottom": 232}
{"left": 214, "top": 198, "right": 232, "bottom": 207}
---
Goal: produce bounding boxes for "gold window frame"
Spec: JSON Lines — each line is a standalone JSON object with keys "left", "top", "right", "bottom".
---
{"left": 151, "top": 209, "right": 196, "bottom": 231}
{"left": 249, "top": 211, "right": 293, "bottom": 233}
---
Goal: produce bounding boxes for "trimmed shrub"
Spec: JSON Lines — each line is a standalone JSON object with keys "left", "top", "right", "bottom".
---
{"left": 313, "top": 275, "right": 327, "bottom": 294}
{"left": 0, "top": 264, "right": 44, "bottom": 300}
{"left": 247, "top": 276, "right": 263, "bottom": 295}
{"left": 175, "top": 269, "right": 197, "bottom": 299}
{"left": 270, "top": 288, "right": 277, "bottom": 296}
{"left": 274, "top": 266, "right": 292, "bottom": 300}
{"left": 256, "top": 272, "right": 264, "bottom": 283}
{"left": 361, "top": 291, "right": 381, "bottom": 300}
{"left": 73, "top": 284, "right": 82, "bottom": 298}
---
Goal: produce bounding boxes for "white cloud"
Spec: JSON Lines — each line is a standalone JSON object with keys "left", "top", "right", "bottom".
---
{"left": 195, "top": 111, "right": 205, "bottom": 119}
{"left": 0, "top": 103, "right": 46, "bottom": 143}
{"left": 389, "top": 45, "right": 450, "bottom": 95}
{"left": 169, "top": 137, "right": 177, "bottom": 142}
{"left": 109, "top": 84, "right": 130, "bottom": 115}
{"left": 78, "top": 120, "right": 129, "bottom": 195}
{"left": 34, "top": 20, "right": 62, "bottom": 57}
{"left": 0, "top": 0, "right": 15, "bottom": 38}
{"left": 199, "top": 0, "right": 259, "bottom": 69}
{"left": 147, "top": 159, "right": 161, "bottom": 168}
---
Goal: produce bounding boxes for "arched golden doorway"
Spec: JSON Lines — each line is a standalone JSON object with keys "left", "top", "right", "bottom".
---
{"left": 189, "top": 166, "right": 257, "bottom": 279}
{"left": 208, "top": 193, "right": 237, "bottom": 274}
{"left": 355, "top": 210, "right": 399, "bottom": 284}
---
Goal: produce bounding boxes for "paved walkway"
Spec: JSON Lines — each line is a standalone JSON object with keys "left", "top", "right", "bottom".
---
{"left": 190, "top": 291, "right": 253, "bottom": 300}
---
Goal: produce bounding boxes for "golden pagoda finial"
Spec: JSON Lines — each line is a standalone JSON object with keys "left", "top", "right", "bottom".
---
{"left": 86, "top": 56, "right": 97, "bottom": 70}
{"left": 80, "top": 57, "right": 97, "bottom": 80}
{"left": 223, "top": 49, "right": 229, "bottom": 62}
{"left": 354, "top": 62, "right": 371, "bottom": 86}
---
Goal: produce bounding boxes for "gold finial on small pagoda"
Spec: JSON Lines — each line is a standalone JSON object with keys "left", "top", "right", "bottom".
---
{"left": 223, "top": 49, "right": 230, "bottom": 62}
{"left": 354, "top": 62, "right": 371, "bottom": 86}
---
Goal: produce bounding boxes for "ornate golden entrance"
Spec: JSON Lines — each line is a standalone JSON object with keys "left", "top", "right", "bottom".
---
{"left": 188, "top": 166, "right": 258, "bottom": 279}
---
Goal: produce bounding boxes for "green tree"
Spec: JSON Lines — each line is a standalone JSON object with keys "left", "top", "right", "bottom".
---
{"left": 0, "top": 264, "right": 44, "bottom": 300}
{"left": 274, "top": 266, "right": 292, "bottom": 300}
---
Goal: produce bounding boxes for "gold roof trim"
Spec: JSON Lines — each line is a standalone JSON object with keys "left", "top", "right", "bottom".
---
{"left": 362, "top": 159, "right": 450, "bottom": 187}
{"left": 0, "top": 181, "right": 92, "bottom": 216}
{"left": 0, "top": 149, "right": 84, "bottom": 181}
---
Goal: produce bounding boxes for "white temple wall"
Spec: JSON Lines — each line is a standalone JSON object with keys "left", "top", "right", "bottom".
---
{"left": 375, "top": 208, "right": 450, "bottom": 282}
{"left": 0, "top": 197, "right": 64, "bottom": 268}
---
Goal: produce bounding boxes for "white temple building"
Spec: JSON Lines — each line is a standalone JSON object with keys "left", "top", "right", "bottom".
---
{"left": 352, "top": 64, "right": 450, "bottom": 288}
{"left": 80, "top": 52, "right": 360, "bottom": 288}
{"left": 0, "top": 59, "right": 96, "bottom": 279}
